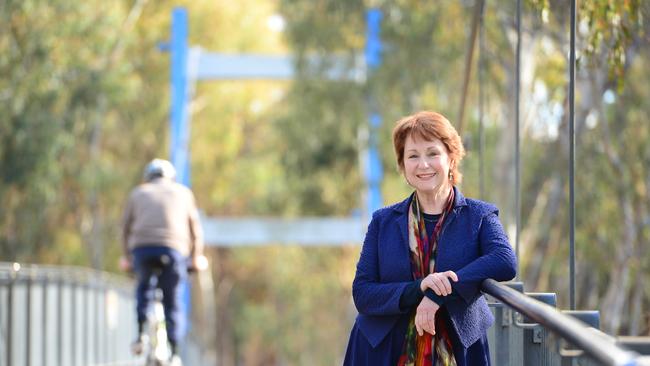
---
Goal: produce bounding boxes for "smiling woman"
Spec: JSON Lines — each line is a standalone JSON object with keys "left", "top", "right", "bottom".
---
{"left": 402, "top": 136, "right": 453, "bottom": 214}
{"left": 395, "top": 112, "right": 465, "bottom": 215}
{"left": 343, "top": 111, "right": 516, "bottom": 366}
{"left": 393, "top": 112, "right": 466, "bottom": 188}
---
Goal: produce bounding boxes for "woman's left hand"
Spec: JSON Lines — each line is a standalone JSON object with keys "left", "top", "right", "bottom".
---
{"left": 420, "top": 271, "right": 458, "bottom": 296}
{"left": 415, "top": 296, "right": 440, "bottom": 336}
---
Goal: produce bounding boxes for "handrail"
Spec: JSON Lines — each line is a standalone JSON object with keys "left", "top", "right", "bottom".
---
{"left": 0, "top": 261, "right": 132, "bottom": 292}
{"left": 481, "top": 279, "right": 645, "bottom": 366}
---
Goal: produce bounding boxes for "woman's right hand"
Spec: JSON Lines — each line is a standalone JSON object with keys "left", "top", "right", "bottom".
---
{"left": 420, "top": 271, "right": 458, "bottom": 296}
{"left": 415, "top": 296, "right": 440, "bottom": 336}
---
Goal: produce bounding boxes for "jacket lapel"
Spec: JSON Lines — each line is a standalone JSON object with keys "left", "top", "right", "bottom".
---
{"left": 438, "top": 187, "right": 467, "bottom": 247}
{"left": 393, "top": 193, "right": 413, "bottom": 254}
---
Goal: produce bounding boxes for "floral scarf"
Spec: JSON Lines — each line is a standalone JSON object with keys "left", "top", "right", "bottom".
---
{"left": 397, "top": 189, "right": 457, "bottom": 366}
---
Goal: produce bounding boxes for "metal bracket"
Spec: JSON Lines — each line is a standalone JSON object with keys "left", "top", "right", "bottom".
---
{"left": 513, "top": 312, "right": 540, "bottom": 329}
{"left": 513, "top": 312, "right": 543, "bottom": 343}
{"left": 533, "top": 327, "right": 543, "bottom": 343}
{"left": 559, "top": 346, "right": 584, "bottom": 358}
{"left": 558, "top": 327, "right": 611, "bottom": 358}
{"left": 502, "top": 308, "right": 512, "bottom": 326}
{"left": 558, "top": 335, "right": 585, "bottom": 358}
{"left": 486, "top": 298, "right": 511, "bottom": 326}
{"left": 486, "top": 301, "right": 505, "bottom": 308}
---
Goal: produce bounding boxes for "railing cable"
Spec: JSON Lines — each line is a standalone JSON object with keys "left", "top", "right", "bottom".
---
{"left": 569, "top": 0, "right": 577, "bottom": 311}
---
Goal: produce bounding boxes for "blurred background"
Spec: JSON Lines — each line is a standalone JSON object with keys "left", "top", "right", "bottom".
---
{"left": 1, "top": 0, "right": 649, "bottom": 365}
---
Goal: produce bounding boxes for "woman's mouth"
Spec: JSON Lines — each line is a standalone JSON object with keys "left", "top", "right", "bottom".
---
{"left": 416, "top": 173, "right": 436, "bottom": 179}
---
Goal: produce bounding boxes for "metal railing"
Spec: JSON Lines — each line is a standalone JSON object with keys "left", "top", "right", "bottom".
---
{"left": 483, "top": 279, "right": 650, "bottom": 366}
{"left": 0, "top": 262, "right": 140, "bottom": 366}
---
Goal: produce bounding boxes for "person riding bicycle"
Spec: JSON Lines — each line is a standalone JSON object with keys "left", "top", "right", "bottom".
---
{"left": 120, "top": 158, "right": 206, "bottom": 365}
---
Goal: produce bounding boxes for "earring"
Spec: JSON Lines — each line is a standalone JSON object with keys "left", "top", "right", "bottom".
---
{"left": 405, "top": 176, "right": 413, "bottom": 187}
{"left": 449, "top": 161, "right": 455, "bottom": 183}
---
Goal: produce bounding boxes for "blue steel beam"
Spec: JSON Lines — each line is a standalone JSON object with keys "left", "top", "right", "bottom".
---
{"left": 365, "top": 8, "right": 383, "bottom": 217}
{"left": 195, "top": 52, "right": 365, "bottom": 81}
{"left": 167, "top": 7, "right": 376, "bottom": 220}
{"left": 197, "top": 53, "right": 293, "bottom": 80}
{"left": 170, "top": 7, "right": 191, "bottom": 187}
{"left": 168, "top": 7, "right": 193, "bottom": 340}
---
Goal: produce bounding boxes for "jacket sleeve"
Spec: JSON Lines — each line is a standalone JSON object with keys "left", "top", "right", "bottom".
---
{"left": 121, "top": 194, "right": 134, "bottom": 257}
{"left": 399, "top": 279, "right": 424, "bottom": 311}
{"left": 453, "top": 212, "right": 517, "bottom": 303}
{"left": 352, "top": 213, "right": 412, "bottom": 316}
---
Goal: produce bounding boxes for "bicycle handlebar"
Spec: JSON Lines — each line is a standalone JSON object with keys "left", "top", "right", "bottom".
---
{"left": 119, "top": 254, "right": 208, "bottom": 275}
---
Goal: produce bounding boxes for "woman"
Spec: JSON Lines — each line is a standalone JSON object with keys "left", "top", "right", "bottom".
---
{"left": 344, "top": 111, "right": 516, "bottom": 365}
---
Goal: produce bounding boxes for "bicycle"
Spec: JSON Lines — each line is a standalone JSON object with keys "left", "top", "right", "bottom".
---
{"left": 144, "top": 282, "right": 173, "bottom": 365}
{"left": 130, "top": 254, "right": 180, "bottom": 366}
{"left": 124, "top": 253, "right": 207, "bottom": 366}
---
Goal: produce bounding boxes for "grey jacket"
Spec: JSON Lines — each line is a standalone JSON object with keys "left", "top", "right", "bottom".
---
{"left": 122, "top": 177, "right": 204, "bottom": 258}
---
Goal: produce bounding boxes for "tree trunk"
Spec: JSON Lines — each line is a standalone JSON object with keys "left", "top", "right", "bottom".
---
{"left": 600, "top": 194, "right": 636, "bottom": 334}
{"left": 629, "top": 277, "right": 644, "bottom": 335}
{"left": 519, "top": 176, "right": 564, "bottom": 288}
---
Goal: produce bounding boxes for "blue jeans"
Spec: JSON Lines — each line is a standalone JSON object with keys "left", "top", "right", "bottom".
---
{"left": 132, "top": 246, "right": 187, "bottom": 345}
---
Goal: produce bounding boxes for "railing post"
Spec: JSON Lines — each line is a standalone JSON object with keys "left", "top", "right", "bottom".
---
{"left": 57, "top": 278, "right": 63, "bottom": 366}
{"left": 7, "top": 274, "right": 12, "bottom": 366}
{"left": 493, "top": 303, "right": 523, "bottom": 366}
{"left": 490, "top": 282, "right": 524, "bottom": 366}
{"left": 97, "top": 287, "right": 104, "bottom": 364}
{"left": 42, "top": 275, "right": 47, "bottom": 366}
{"left": 83, "top": 283, "right": 89, "bottom": 366}
{"left": 71, "top": 281, "right": 77, "bottom": 366}
{"left": 26, "top": 277, "right": 31, "bottom": 366}
{"left": 561, "top": 310, "right": 600, "bottom": 366}
{"left": 520, "top": 293, "right": 561, "bottom": 366}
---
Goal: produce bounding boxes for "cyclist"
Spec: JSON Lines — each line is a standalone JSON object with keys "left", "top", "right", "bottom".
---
{"left": 120, "top": 158, "right": 206, "bottom": 366}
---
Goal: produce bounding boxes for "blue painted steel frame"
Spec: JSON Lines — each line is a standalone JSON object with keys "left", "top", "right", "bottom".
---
{"left": 169, "top": 6, "right": 192, "bottom": 339}
{"left": 167, "top": 8, "right": 384, "bottom": 332}
{"left": 365, "top": 8, "right": 384, "bottom": 217}
{"left": 168, "top": 7, "right": 383, "bottom": 218}
{"left": 170, "top": 8, "right": 191, "bottom": 187}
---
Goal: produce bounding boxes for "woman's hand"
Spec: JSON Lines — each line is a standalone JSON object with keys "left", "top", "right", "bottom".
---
{"left": 420, "top": 271, "right": 459, "bottom": 296}
{"left": 415, "top": 297, "right": 440, "bottom": 336}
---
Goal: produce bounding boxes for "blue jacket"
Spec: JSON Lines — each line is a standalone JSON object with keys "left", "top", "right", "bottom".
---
{"left": 352, "top": 187, "right": 517, "bottom": 349}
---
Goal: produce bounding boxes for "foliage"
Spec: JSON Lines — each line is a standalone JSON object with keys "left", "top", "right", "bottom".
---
{"left": 228, "top": 246, "right": 357, "bottom": 365}
{"left": 0, "top": 0, "right": 161, "bottom": 264}
{"left": 530, "top": 0, "right": 647, "bottom": 90}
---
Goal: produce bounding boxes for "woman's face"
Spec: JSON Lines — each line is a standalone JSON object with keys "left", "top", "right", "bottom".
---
{"left": 403, "top": 134, "right": 453, "bottom": 193}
